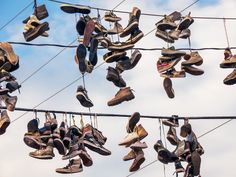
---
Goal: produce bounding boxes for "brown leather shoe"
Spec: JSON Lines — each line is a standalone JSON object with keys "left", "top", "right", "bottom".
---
{"left": 0, "top": 110, "right": 10, "bottom": 135}
{"left": 107, "top": 87, "right": 135, "bottom": 106}
{"left": 83, "top": 20, "right": 95, "bottom": 47}
{"left": 224, "top": 69, "right": 236, "bottom": 85}
{"left": 129, "top": 149, "right": 145, "bottom": 172}
{"left": 123, "top": 149, "right": 136, "bottom": 161}
{"left": 182, "top": 52, "right": 203, "bottom": 66}
{"left": 0, "top": 42, "right": 19, "bottom": 65}
{"left": 163, "top": 77, "right": 174, "bottom": 98}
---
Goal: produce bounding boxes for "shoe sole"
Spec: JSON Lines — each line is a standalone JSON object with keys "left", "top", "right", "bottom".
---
{"left": 60, "top": 4, "right": 90, "bottom": 14}
{"left": 220, "top": 62, "right": 236, "bottom": 68}
{"left": 177, "top": 19, "right": 194, "bottom": 31}
{"left": 76, "top": 19, "right": 86, "bottom": 35}
{"left": 30, "top": 154, "right": 53, "bottom": 160}
{"left": 182, "top": 66, "right": 204, "bottom": 76}
{"left": 181, "top": 59, "right": 203, "bottom": 66}
{"left": 126, "top": 31, "right": 144, "bottom": 44}
{"left": 83, "top": 20, "right": 95, "bottom": 47}
{"left": 167, "top": 134, "right": 178, "bottom": 146}
{"left": 129, "top": 50, "right": 142, "bottom": 70}
{"left": 163, "top": 77, "right": 174, "bottom": 99}
{"left": 104, "top": 52, "right": 126, "bottom": 63}
{"left": 76, "top": 44, "right": 87, "bottom": 73}
{"left": 78, "top": 151, "right": 93, "bottom": 167}
{"left": 126, "top": 112, "right": 140, "bottom": 133}
{"left": 56, "top": 168, "right": 83, "bottom": 174}
{"left": 120, "top": 21, "right": 139, "bottom": 38}
{"left": 23, "top": 136, "right": 44, "bottom": 149}
{"left": 54, "top": 138, "right": 66, "bottom": 155}
{"left": 25, "top": 22, "right": 49, "bottom": 42}
{"left": 107, "top": 92, "right": 135, "bottom": 106}
{"left": 83, "top": 139, "right": 111, "bottom": 156}
{"left": 108, "top": 43, "right": 134, "bottom": 51}
{"left": 76, "top": 92, "right": 93, "bottom": 108}
{"left": 89, "top": 38, "right": 98, "bottom": 66}
{"left": 62, "top": 151, "right": 80, "bottom": 160}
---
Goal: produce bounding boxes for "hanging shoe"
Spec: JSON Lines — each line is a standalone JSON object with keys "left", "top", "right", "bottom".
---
{"left": 161, "top": 46, "right": 186, "bottom": 57}
{"left": 78, "top": 141, "right": 93, "bottom": 167}
{"left": 123, "top": 149, "right": 136, "bottom": 161}
{"left": 157, "top": 58, "right": 181, "bottom": 73}
{"left": 54, "top": 137, "right": 66, "bottom": 155}
{"left": 177, "top": 12, "right": 194, "bottom": 31}
{"left": 220, "top": 48, "right": 236, "bottom": 68}
{"left": 126, "top": 112, "right": 140, "bottom": 133}
{"left": 162, "top": 116, "right": 179, "bottom": 127}
{"left": 168, "top": 29, "right": 181, "bottom": 40}
{"left": 56, "top": 159, "right": 83, "bottom": 174}
{"left": 106, "top": 66, "right": 126, "bottom": 87}
{"left": 163, "top": 77, "right": 175, "bottom": 99}
{"left": 191, "top": 151, "right": 201, "bottom": 176}
{"left": 181, "top": 65, "right": 204, "bottom": 76}
{"left": 103, "top": 51, "right": 127, "bottom": 63}
{"left": 175, "top": 161, "right": 185, "bottom": 174}
{"left": 155, "top": 28, "right": 175, "bottom": 43}
{"left": 93, "top": 18, "right": 108, "bottom": 34}
{"left": 120, "top": 7, "right": 141, "bottom": 38}
{"left": 180, "top": 123, "right": 192, "bottom": 138}
{"left": 23, "top": 4, "right": 49, "bottom": 23}
{"left": 1, "top": 94, "right": 17, "bottom": 112}
{"left": 107, "top": 87, "right": 135, "bottom": 106}
{"left": 156, "top": 14, "right": 177, "bottom": 31}
{"left": 182, "top": 52, "right": 203, "bottom": 66}
{"left": 76, "top": 17, "right": 86, "bottom": 35}
{"left": 0, "top": 110, "right": 10, "bottom": 135}
{"left": 88, "top": 38, "right": 98, "bottom": 66}
{"left": 62, "top": 143, "right": 80, "bottom": 160}
{"left": 129, "top": 149, "right": 145, "bottom": 172}
{"left": 75, "top": 44, "right": 87, "bottom": 74}
{"left": 60, "top": 4, "right": 91, "bottom": 14}
{"left": 83, "top": 20, "right": 95, "bottom": 47}
{"left": 167, "top": 126, "right": 180, "bottom": 145}
{"left": 108, "top": 42, "right": 134, "bottom": 51}
{"left": 160, "top": 68, "right": 186, "bottom": 78}
{"left": 223, "top": 69, "right": 236, "bottom": 85}
{"left": 104, "top": 11, "right": 122, "bottom": 22}
{"left": 76, "top": 85, "right": 93, "bottom": 108}
{"left": 92, "top": 127, "right": 107, "bottom": 145}
{"left": 179, "top": 29, "right": 191, "bottom": 39}
{"left": 107, "top": 22, "right": 123, "bottom": 35}
{"left": 0, "top": 42, "right": 19, "bottom": 66}
{"left": 6, "top": 80, "right": 21, "bottom": 93}
{"left": 125, "top": 27, "right": 143, "bottom": 44}
{"left": 130, "top": 141, "right": 148, "bottom": 150}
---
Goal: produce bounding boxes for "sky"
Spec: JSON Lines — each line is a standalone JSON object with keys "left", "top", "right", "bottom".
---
{"left": 0, "top": 0, "right": 236, "bottom": 177}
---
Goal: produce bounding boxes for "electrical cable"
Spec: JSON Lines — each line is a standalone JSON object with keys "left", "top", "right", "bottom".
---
{"left": 180, "top": 0, "right": 200, "bottom": 13}
{"left": 0, "top": 1, "right": 34, "bottom": 32}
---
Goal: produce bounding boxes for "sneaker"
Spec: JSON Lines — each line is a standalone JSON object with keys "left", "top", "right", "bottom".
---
{"left": 168, "top": 29, "right": 181, "bottom": 40}
{"left": 75, "top": 44, "right": 87, "bottom": 74}
{"left": 76, "top": 86, "right": 93, "bottom": 108}
{"left": 1, "top": 94, "right": 17, "bottom": 112}
{"left": 93, "top": 18, "right": 108, "bottom": 34}
{"left": 173, "top": 140, "right": 191, "bottom": 158}
{"left": 179, "top": 29, "right": 191, "bottom": 39}
{"left": 120, "top": 7, "right": 141, "bottom": 38}
{"left": 191, "top": 151, "right": 201, "bottom": 176}
{"left": 163, "top": 77, "right": 174, "bottom": 99}
{"left": 56, "top": 159, "right": 83, "bottom": 174}
{"left": 175, "top": 161, "right": 185, "bottom": 173}
{"left": 63, "top": 130, "right": 72, "bottom": 149}
{"left": 92, "top": 127, "right": 107, "bottom": 145}
{"left": 0, "top": 62, "right": 12, "bottom": 72}
{"left": 62, "top": 143, "right": 80, "bottom": 160}
{"left": 59, "top": 121, "right": 67, "bottom": 140}
{"left": 125, "top": 27, "right": 143, "bottom": 44}
{"left": 159, "top": 55, "right": 178, "bottom": 62}
{"left": 160, "top": 68, "right": 186, "bottom": 78}
{"left": 220, "top": 48, "right": 236, "bottom": 68}
{"left": 54, "top": 138, "right": 66, "bottom": 155}
{"left": 0, "top": 42, "right": 19, "bottom": 65}
{"left": 107, "top": 22, "right": 123, "bottom": 35}
{"left": 157, "top": 58, "right": 181, "bottom": 73}
{"left": 88, "top": 38, "right": 98, "bottom": 66}
{"left": 196, "top": 142, "right": 204, "bottom": 156}
{"left": 224, "top": 69, "right": 236, "bottom": 85}
{"left": 155, "top": 28, "right": 174, "bottom": 43}
{"left": 76, "top": 17, "right": 86, "bottom": 35}
{"left": 156, "top": 15, "right": 177, "bottom": 31}
{"left": 6, "top": 80, "right": 21, "bottom": 93}
{"left": 123, "top": 149, "right": 136, "bottom": 161}
{"left": 108, "top": 42, "right": 134, "bottom": 51}
{"left": 83, "top": 20, "right": 95, "bottom": 47}
{"left": 24, "top": 132, "right": 46, "bottom": 149}
{"left": 0, "top": 110, "right": 10, "bottom": 135}
{"left": 106, "top": 66, "right": 126, "bottom": 87}
{"left": 130, "top": 141, "right": 148, "bottom": 149}
{"left": 167, "top": 126, "right": 179, "bottom": 146}
{"left": 23, "top": 4, "right": 49, "bottom": 23}
{"left": 104, "top": 11, "right": 121, "bottom": 22}
{"left": 177, "top": 12, "right": 194, "bottom": 31}
{"left": 181, "top": 65, "right": 204, "bottom": 76}
{"left": 161, "top": 47, "right": 186, "bottom": 57}
{"left": 180, "top": 123, "right": 192, "bottom": 138}
{"left": 78, "top": 141, "right": 93, "bottom": 167}
{"left": 60, "top": 4, "right": 91, "bottom": 14}
{"left": 129, "top": 149, "right": 145, "bottom": 172}
{"left": 103, "top": 51, "right": 127, "bottom": 63}
{"left": 107, "top": 87, "right": 135, "bottom": 106}
{"left": 0, "top": 70, "right": 16, "bottom": 83}
{"left": 182, "top": 52, "right": 203, "bottom": 66}
{"left": 162, "top": 116, "right": 179, "bottom": 127}
{"left": 126, "top": 112, "right": 140, "bottom": 133}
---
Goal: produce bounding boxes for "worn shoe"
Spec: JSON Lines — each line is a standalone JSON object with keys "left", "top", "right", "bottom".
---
{"left": 123, "top": 149, "right": 136, "bottom": 161}
{"left": 23, "top": 4, "right": 49, "bottom": 23}
{"left": 220, "top": 48, "right": 236, "bottom": 68}
{"left": 103, "top": 51, "right": 127, "bottom": 63}
{"left": 191, "top": 151, "right": 201, "bottom": 176}
{"left": 104, "top": 11, "right": 121, "bottom": 22}
{"left": 0, "top": 110, "right": 10, "bottom": 135}
{"left": 106, "top": 66, "right": 126, "bottom": 87}
{"left": 76, "top": 85, "right": 93, "bottom": 108}
{"left": 83, "top": 20, "right": 95, "bottom": 47}
{"left": 126, "top": 112, "right": 140, "bottom": 133}
{"left": 177, "top": 12, "right": 194, "bottom": 31}
{"left": 156, "top": 14, "right": 177, "bottom": 31}
{"left": 78, "top": 141, "right": 93, "bottom": 167}
{"left": 0, "top": 42, "right": 19, "bottom": 65}
{"left": 161, "top": 47, "right": 186, "bottom": 57}
{"left": 162, "top": 116, "right": 179, "bottom": 127}
{"left": 224, "top": 69, "right": 236, "bottom": 85}
{"left": 174, "top": 140, "right": 191, "bottom": 159}
{"left": 107, "top": 22, "right": 123, "bottom": 35}
{"left": 107, "top": 87, "right": 135, "bottom": 106}
{"left": 93, "top": 18, "right": 108, "bottom": 34}
{"left": 76, "top": 17, "right": 86, "bottom": 35}
{"left": 6, "top": 80, "right": 21, "bottom": 93}
{"left": 108, "top": 42, "right": 134, "bottom": 51}
{"left": 157, "top": 58, "right": 181, "bottom": 73}
{"left": 54, "top": 138, "right": 66, "bottom": 155}
{"left": 180, "top": 123, "right": 192, "bottom": 138}
{"left": 89, "top": 38, "right": 98, "bottom": 66}
{"left": 75, "top": 44, "right": 87, "bottom": 73}
{"left": 160, "top": 68, "right": 186, "bottom": 78}
{"left": 120, "top": 7, "right": 141, "bottom": 38}
{"left": 155, "top": 28, "right": 174, "bottom": 43}
{"left": 167, "top": 126, "right": 179, "bottom": 145}
{"left": 175, "top": 161, "right": 185, "bottom": 173}
{"left": 181, "top": 65, "right": 204, "bottom": 76}
{"left": 56, "top": 159, "right": 83, "bottom": 174}
{"left": 62, "top": 144, "right": 80, "bottom": 160}
{"left": 168, "top": 29, "right": 181, "bottom": 40}
{"left": 92, "top": 127, "right": 107, "bottom": 146}
{"left": 130, "top": 141, "right": 148, "bottom": 150}
{"left": 125, "top": 27, "right": 143, "bottom": 44}
{"left": 129, "top": 149, "right": 145, "bottom": 172}
{"left": 1, "top": 94, "right": 17, "bottom": 112}
{"left": 60, "top": 4, "right": 91, "bottom": 14}
{"left": 182, "top": 52, "right": 203, "bottom": 66}
{"left": 163, "top": 77, "right": 174, "bottom": 99}
{"left": 179, "top": 29, "right": 191, "bottom": 39}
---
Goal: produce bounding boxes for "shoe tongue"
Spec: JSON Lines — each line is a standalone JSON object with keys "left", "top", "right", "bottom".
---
{"left": 224, "top": 50, "right": 232, "bottom": 59}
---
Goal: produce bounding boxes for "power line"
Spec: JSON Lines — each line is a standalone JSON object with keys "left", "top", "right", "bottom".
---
{"left": 0, "top": 1, "right": 34, "bottom": 32}
{"left": 180, "top": 0, "right": 200, "bottom": 13}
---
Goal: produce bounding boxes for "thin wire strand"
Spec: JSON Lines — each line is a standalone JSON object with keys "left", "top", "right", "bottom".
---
{"left": 0, "top": 1, "right": 34, "bottom": 32}
{"left": 180, "top": 0, "right": 200, "bottom": 13}
{"left": 223, "top": 18, "right": 230, "bottom": 48}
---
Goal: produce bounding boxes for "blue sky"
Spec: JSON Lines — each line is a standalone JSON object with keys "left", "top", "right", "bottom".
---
{"left": 0, "top": 0, "right": 236, "bottom": 177}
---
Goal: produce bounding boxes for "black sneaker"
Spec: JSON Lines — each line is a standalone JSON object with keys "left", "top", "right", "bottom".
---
{"left": 76, "top": 44, "right": 87, "bottom": 74}
{"left": 88, "top": 38, "right": 98, "bottom": 66}
{"left": 6, "top": 80, "right": 21, "bottom": 93}
{"left": 76, "top": 17, "right": 86, "bottom": 35}
{"left": 76, "top": 86, "right": 93, "bottom": 108}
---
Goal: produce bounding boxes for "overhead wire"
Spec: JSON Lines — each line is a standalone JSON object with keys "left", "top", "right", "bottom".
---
{"left": 0, "top": 1, "right": 34, "bottom": 32}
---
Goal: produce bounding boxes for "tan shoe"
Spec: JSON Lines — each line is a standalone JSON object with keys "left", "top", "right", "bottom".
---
{"left": 123, "top": 150, "right": 136, "bottom": 161}
{"left": 0, "top": 42, "right": 19, "bottom": 65}
{"left": 182, "top": 52, "right": 203, "bottom": 66}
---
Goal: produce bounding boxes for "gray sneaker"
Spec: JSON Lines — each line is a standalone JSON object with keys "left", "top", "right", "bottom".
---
{"left": 56, "top": 158, "right": 83, "bottom": 174}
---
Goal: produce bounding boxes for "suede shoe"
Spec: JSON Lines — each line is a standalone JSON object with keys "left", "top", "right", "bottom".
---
{"left": 76, "top": 86, "right": 93, "bottom": 108}
{"left": 0, "top": 110, "right": 10, "bottom": 135}
{"left": 123, "top": 149, "right": 136, "bottom": 161}
{"left": 163, "top": 77, "right": 174, "bottom": 99}
{"left": 182, "top": 52, "right": 203, "bottom": 66}
{"left": 107, "top": 87, "right": 135, "bottom": 106}
{"left": 56, "top": 159, "right": 83, "bottom": 174}
{"left": 106, "top": 66, "right": 126, "bottom": 87}
{"left": 60, "top": 4, "right": 91, "bottom": 14}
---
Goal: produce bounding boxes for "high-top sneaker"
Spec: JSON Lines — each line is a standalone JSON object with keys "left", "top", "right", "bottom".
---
{"left": 62, "top": 143, "right": 80, "bottom": 160}
{"left": 76, "top": 85, "right": 93, "bottom": 108}
{"left": 78, "top": 140, "right": 93, "bottom": 167}
{"left": 56, "top": 158, "right": 83, "bottom": 174}
{"left": 0, "top": 110, "right": 10, "bottom": 135}
{"left": 106, "top": 66, "right": 126, "bottom": 88}
{"left": 23, "top": 4, "right": 49, "bottom": 23}
{"left": 167, "top": 126, "right": 180, "bottom": 145}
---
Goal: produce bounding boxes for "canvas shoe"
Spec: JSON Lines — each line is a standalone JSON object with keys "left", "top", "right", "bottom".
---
{"left": 160, "top": 68, "right": 186, "bottom": 78}
{"left": 177, "top": 12, "right": 194, "bottom": 31}
{"left": 62, "top": 143, "right": 80, "bottom": 160}
{"left": 179, "top": 29, "right": 191, "bottom": 39}
{"left": 56, "top": 158, "right": 83, "bottom": 174}
{"left": 123, "top": 150, "right": 136, "bottom": 161}
{"left": 104, "top": 11, "right": 121, "bottom": 22}
{"left": 161, "top": 47, "right": 186, "bottom": 57}
{"left": 155, "top": 28, "right": 174, "bottom": 43}
{"left": 181, "top": 65, "right": 204, "bottom": 76}
{"left": 108, "top": 42, "right": 134, "bottom": 51}
{"left": 60, "top": 4, "right": 91, "bottom": 14}
{"left": 167, "top": 126, "right": 180, "bottom": 146}
{"left": 156, "top": 14, "right": 177, "bottom": 31}
{"left": 126, "top": 112, "right": 140, "bottom": 133}
{"left": 182, "top": 52, "right": 203, "bottom": 66}
{"left": 130, "top": 141, "right": 148, "bottom": 150}
{"left": 106, "top": 66, "right": 126, "bottom": 87}
{"left": 129, "top": 149, "right": 145, "bottom": 172}
{"left": 75, "top": 44, "right": 87, "bottom": 74}
{"left": 125, "top": 27, "right": 143, "bottom": 44}
{"left": 83, "top": 20, "right": 95, "bottom": 47}
{"left": 107, "top": 87, "right": 135, "bottom": 106}
{"left": 163, "top": 77, "right": 174, "bottom": 99}
{"left": 223, "top": 69, "right": 236, "bottom": 85}
{"left": 1, "top": 94, "right": 17, "bottom": 112}
{"left": 0, "top": 110, "right": 10, "bottom": 135}
{"left": 103, "top": 51, "right": 127, "bottom": 63}
{"left": 0, "top": 42, "right": 19, "bottom": 65}
{"left": 220, "top": 48, "right": 236, "bottom": 68}
{"left": 88, "top": 38, "right": 98, "bottom": 66}
{"left": 120, "top": 7, "right": 141, "bottom": 37}
{"left": 175, "top": 161, "right": 185, "bottom": 173}
{"left": 76, "top": 86, "right": 93, "bottom": 108}
{"left": 76, "top": 17, "right": 86, "bottom": 35}
{"left": 157, "top": 58, "right": 181, "bottom": 73}
{"left": 78, "top": 141, "right": 93, "bottom": 167}
{"left": 107, "top": 22, "right": 123, "bottom": 35}
{"left": 162, "top": 116, "right": 179, "bottom": 127}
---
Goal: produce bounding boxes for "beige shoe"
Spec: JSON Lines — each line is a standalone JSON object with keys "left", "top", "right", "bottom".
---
{"left": 118, "top": 131, "right": 139, "bottom": 146}
{"left": 123, "top": 150, "right": 136, "bottom": 161}
{"left": 182, "top": 52, "right": 203, "bottom": 66}
{"left": 0, "top": 42, "right": 19, "bottom": 65}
